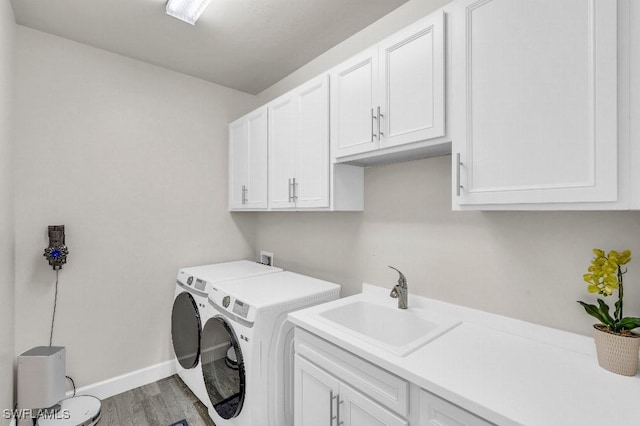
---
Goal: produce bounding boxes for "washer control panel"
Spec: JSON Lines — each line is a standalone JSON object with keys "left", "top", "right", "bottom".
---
{"left": 232, "top": 300, "right": 250, "bottom": 318}
{"left": 176, "top": 271, "right": 210, "bottom": 299}
{"left": 208, "top": 288, "right": 256, "bottom": 324}
{"left": 194, "top": 278, "right": 207, "bottom": 292}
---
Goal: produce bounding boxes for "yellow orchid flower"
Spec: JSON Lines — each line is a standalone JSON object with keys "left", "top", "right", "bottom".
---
{"left": 587, "top": 284, "right": 600, "bottom": 293}
{"left": 579, "top": 249, "right": 637, "bottom": 333}
{"left": 619, "top": 250, "right": 632, "bottom": 265}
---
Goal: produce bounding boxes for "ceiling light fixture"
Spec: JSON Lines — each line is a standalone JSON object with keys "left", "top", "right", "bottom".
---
{"left": 166, "top": 0, "right": 212, "bottom": 25}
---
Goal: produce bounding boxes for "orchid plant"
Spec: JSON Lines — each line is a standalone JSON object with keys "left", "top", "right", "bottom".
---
{"left": 578, "top": 249, "right": 640, "bottom": 334}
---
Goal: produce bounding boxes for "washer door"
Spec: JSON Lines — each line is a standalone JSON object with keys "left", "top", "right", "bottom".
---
{"left": 171, "top": 292, "right": 201, "bottom": 369}
{"left": 201, "top": 316, "right": 246, "bottom": 419}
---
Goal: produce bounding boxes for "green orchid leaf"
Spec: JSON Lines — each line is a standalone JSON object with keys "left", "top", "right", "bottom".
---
{"left": 577, "top": 301, "right": 609, "bottom": 325}
{"left": 614, "top": 299, "right": 622, "bottom": 323}
{"left": 617, "top": 317, "right": 640, "bottom": 331}
{"left": 596, "top": 299, "right": 614, "bottom": 326}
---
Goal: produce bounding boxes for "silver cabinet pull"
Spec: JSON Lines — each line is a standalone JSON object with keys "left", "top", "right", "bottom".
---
{"left": 371, "top": 108, "right": 376, "bottom": 142}
{"left": 456, "top": 153, "right": 463, "bottom": 196}
{"left": 337, "top": 396, "right": 344, "bottom": 426}
{"left": 241, "top": 185, "right": 247, "bottom": 204}
{"left": 329, "top": 390, "right": 338, "bottom": 425}
{"left": 292, "top": 177, "right": 298, "bottom": 201}
{"left": 377, "top": 106, "right": 384, "bottom": 137}
{"left": 288, "top": 178, "right": 293, "bottom": 202}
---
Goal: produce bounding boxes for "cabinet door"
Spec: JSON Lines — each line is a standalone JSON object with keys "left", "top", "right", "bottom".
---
{"left": 419, "top": 390, "right": 493, "bottom": 426}
{"left": 378, "top": 11, "right": 445, "bottom": 149}
{"left": 295, "top": 75, "right": 330, "bottom": 208}
{"left": 269, "top": 95, "right": 298, "bottom": 209}
{"left": 294, "top": 355, "right": 340, "bottom": 426}
{"left": 246, "top": 108, "right": 268, "bottom": 209}
{"left": 330, "top": 46, "right": 380, "bottom": 158}
{"left": 631, "top": 0, "right": 640, "bottom": 208}
{"left": 228, "top": 118, "right": 248, "bottom": 210}
{"left": 339, "top": 383, "right": 408, "bottom": 426}
{"left": 452, "top": 0, "right": 618, "bottom": 206}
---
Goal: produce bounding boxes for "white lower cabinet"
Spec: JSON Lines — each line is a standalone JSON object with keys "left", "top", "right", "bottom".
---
{"left": 339, "top": 383, "right": 408, "bottom": 426}
{"left": 419, "top": 390, "right": 492, "bottom": 426}
{"left": 294, "top": 328, "right": 409, "bottom": 426}
{"left": 295, "top": 355, "right": 406, "bottom": 426}
{"left": 295, "top": 355, "right": 338, "bottom": 426}
{"left": 294, "top": 328, "right": 493, "bottom": 426}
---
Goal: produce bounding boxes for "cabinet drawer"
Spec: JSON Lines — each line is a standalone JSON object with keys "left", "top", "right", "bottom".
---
{"left": 419, "top": 389, "right": 494, "bottom": 426}
{"left": 295, "top": 328, "right": 409, "bottom": 417}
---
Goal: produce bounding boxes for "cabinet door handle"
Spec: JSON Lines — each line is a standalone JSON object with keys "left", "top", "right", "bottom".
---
{"left": 329, "top": 390, "right": 338, "bottom": 425}
{"left": 337, "top": 396, "right": 344, "bottom": 426}
{"left": 371, "top": 108, "right": 377, "bottom": 142}
{"left": 456, "top": 153, "right": 463, "bottom": 196}
{"left": 288, "top": 178, "right": 293, "bottom": 202}
{"left": 292, "top": 177, "right": 298, "bottom": 201}
{"left": 377, "top": 106, "right": 384, "bottom": 137}
{"left": 241, "top": 185, "right": 247, "bottom": 204}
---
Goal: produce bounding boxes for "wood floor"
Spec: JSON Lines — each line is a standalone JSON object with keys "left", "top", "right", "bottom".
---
{"left": 99, "top": 375, "right": 216, "bottom": 426}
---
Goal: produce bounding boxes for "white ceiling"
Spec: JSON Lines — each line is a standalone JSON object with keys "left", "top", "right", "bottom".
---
{"left": 10, "top": 0, "right": 408, "bottom": 94}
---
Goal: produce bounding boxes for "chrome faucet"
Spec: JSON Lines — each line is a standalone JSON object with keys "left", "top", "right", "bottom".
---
{"left": 388, "top": 266, "right": 408, "bottom": 309}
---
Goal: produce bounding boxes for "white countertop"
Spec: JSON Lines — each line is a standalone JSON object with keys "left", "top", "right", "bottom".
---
{"left": 288, "top": 284, "right": 640, "bottom": 425}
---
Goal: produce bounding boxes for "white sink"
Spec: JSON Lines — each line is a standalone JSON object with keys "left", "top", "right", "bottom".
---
{"left": 318, "top": 300, "right": 460, "bottom": 357}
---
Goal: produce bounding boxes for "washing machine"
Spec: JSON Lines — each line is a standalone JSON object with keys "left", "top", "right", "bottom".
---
{"left": 199, "top": 271, "right": 340, "bottom": 426}
{"left": 171, "top": 260, "right": 282, "bottom": 406}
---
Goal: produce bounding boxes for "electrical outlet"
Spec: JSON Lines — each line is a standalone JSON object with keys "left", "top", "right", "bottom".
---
{"left": 260, "top": 251, "right": 274, "bottom": 266}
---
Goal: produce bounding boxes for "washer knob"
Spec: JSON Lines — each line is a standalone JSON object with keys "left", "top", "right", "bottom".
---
{"left": 222, "top": 296, "right": 231, "bottom": 308}
{"left": 187, "top": 276, "right": 193, "bottom": 285}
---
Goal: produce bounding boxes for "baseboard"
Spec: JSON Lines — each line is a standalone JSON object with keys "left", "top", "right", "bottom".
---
{"left": 68, "top": 360, "right": 177, "bottom": 400}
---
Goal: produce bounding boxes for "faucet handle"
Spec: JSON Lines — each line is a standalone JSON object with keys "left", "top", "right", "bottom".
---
{"left": 390, "top": 286, "right": 399, "bottom": 298}
{"left": 388, "top": 266, "right": 407, "bottom": 288}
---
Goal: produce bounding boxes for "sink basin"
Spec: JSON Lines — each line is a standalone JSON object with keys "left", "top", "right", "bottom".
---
{"left": 318, "top": 300, "right": 460, "bottom": 356}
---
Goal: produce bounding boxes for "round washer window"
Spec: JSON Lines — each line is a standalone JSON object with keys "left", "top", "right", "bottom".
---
{"left": 171, "top": 292, "right": 201, "bottom": 369}
{"left": 201, "top": 317, "right": 245, "bottom": 419}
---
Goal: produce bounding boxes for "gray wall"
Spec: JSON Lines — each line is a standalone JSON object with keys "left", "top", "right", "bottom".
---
{"left": 13, "top": 27, "right": 257, "bottom": 388}
{"left": 0, "top": 1, "right": 15, "bottom": 422}
{"left": 253, "top": 157, "right": 640, "bottom": 335}
{"left": 250, "top": 0, "right": 640, "bottom": 336}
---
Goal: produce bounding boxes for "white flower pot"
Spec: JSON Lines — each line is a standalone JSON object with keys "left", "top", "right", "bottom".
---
{"left": 593, "top": 324, "right": 640, "bottom": 376}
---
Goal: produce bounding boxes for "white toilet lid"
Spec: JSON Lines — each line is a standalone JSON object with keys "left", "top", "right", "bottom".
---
{"left": 37, "top": 395, "right": 101, "bottom": 426}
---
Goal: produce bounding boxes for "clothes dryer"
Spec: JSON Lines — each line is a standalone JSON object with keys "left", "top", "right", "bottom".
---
{"left": 199, "top": 271, "right": 340, "bottom": 426}
{"left": 171, "top": 261, "right": 282, "bottom": 406}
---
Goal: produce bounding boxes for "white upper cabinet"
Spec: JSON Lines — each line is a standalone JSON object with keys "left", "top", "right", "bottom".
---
{"left": 331, "top": 12, "right": 446, "bottom": 162}
{"left": 228, "top": 107, "right": 268, "bottom": 210}
{"left": 631, "top": 0, "right": 640, "bottom": 208}
{"left": 330, "top": 47, "right": 379, "bottom": 158}
{"left": 297, "top": 77, "right": 331, "bottom": 208}
{"left": 378, "top": 13, "right": 445, "bottom": 150}
{"left": 269, "top": 75, "right": 331, "bottom": 210}
{"left": 452, "top": 0, "right": 618, "bottom": 208}
{"left": 269, "top": 94, "right": 299, "bottom": 209}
